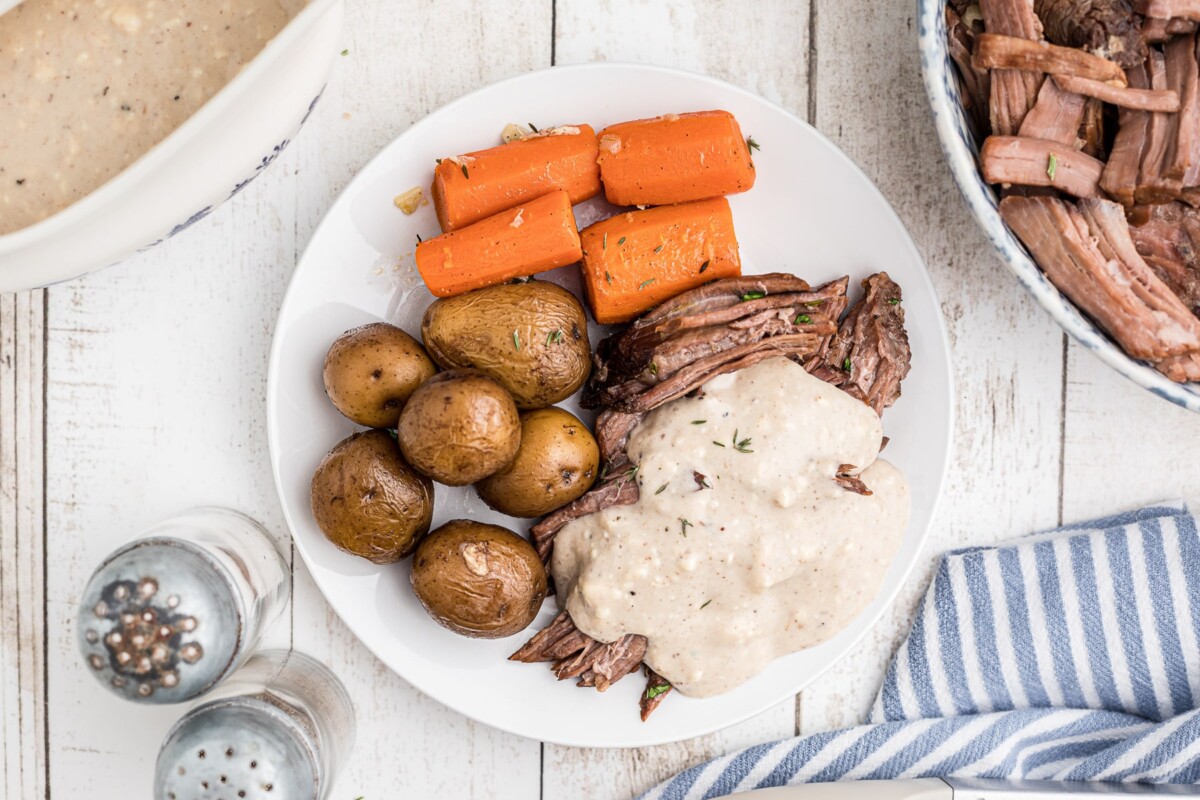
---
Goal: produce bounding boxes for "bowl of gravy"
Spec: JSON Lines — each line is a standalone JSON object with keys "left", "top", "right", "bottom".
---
{"left": 0, "top": 0, "right": 343, "bottom": 291}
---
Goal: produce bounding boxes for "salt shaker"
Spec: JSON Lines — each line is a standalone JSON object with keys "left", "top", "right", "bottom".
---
{"left": 155, "top": 649, "right": 356, "bottom": 800}
{"left": 76, "top": 507, "right": 290, "bottom": 703}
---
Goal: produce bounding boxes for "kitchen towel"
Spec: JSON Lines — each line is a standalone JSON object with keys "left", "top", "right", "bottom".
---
{"left": 642, "top": 503, "right": 1200, "bottom": 799}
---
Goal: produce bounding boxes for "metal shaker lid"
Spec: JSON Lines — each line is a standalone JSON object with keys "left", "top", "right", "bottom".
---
{"left": 76, "top": 537, "right": 243, "bottom": 704}
{"left": 155, "top": 697, "right": 319, "bottom": 800}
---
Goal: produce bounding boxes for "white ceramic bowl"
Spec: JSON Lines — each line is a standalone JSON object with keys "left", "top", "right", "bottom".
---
{"left": 918, "top": 0, "right": 1200, "bottom": 412}
{"left": 0, "top": 0, "right": 344, "bottom": 293}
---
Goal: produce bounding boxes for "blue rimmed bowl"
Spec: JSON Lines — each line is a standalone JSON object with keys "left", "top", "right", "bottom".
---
{"left": 918, "top": 0, "right": 1200, "bottom": 412}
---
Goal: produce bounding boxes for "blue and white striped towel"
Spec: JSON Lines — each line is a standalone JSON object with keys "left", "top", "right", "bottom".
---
{"left": 642, "top": 503, "right": 1200, "bottom": 799}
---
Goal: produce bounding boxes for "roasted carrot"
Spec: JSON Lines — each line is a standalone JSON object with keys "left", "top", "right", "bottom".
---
{"left": 431, "top": 124, "right": 601, "bottom": 232}
{"left": 595, "top": 111, "right": 756, "bottom": 207}
{"left": 416, "top": 189, "right": 582, "bottom": 297}
{"left": 578, "top": 198, "right": 741, "bottom": 324}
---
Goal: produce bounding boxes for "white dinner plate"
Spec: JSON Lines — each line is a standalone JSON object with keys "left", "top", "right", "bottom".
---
{"left": 267, "top": 63, "right": 954, "bottom": 747}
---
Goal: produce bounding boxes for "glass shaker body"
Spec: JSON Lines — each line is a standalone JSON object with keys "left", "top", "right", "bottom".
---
{"left": 155, "top": 649, "right": 356, "bottom": 800}
{"left": 77, "top": 507, "right": 290, "bottom": 703}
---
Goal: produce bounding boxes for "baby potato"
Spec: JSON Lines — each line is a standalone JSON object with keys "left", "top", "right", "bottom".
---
{"left": 396, "top": 369, "right": 521, "bottom": 486}
{"left": 475, "top": 407, "right": 599, "bottom": 518}
{"left": 410, "top": 519, "right": 547, "bottom": 638}
{"left": 323, "top": 322, "right": 437, "bottom": 428}
{"left": 310, "top": 429, "right": 435, "bottom": 564}
{"left": 420, "top": 280, "right": 591, "bottom": 409}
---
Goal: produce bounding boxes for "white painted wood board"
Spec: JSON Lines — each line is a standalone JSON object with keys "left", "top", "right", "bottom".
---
{"left": 0, "top": 1, "right": 1195, "bottom": 798}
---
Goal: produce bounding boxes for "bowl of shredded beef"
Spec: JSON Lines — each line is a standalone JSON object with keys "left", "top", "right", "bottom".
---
{"left": 922, "top": 0, "right": 1200, "bottom": 410}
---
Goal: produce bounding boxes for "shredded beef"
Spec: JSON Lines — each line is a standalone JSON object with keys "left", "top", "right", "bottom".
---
{"left": 1035, "top": 0, "right": 1145, "bottom": 67}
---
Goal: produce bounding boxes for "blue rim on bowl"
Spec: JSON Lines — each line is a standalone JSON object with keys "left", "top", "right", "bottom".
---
{"left": 917, "top": 0, "right": 1200, "bottom": 412}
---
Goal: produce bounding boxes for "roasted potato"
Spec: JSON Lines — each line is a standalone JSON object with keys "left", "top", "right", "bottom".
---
{"left": 310, "top": 429, "right": 434, "bottom": 564}
{"left": 475, "top": 407, "right": 599, "bottom": 518}
{"left": 396, "top": 369, "right": 521, "bottom": 485}
{"left": 420, "top": 281, "right": 591, "bottom": 409}
{"left": 410, "top": 519, "right": 547, "bottom": 638}
{"left": 323, "top": 322, "right": 437, "bottom": 428}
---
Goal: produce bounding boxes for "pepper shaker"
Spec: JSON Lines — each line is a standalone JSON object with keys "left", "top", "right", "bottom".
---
{"left": 76, "top": 507, "right": 290, "bottom": 703}
{"left": 155, "top": 649, "right": 356, "bottom": 800}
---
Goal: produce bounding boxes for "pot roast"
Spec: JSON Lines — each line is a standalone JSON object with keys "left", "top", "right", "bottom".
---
{"left": 510, "top": 273, "right": 912, "bottom": 718}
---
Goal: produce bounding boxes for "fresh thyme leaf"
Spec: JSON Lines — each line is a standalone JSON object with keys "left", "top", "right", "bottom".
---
{"left": 679, "top": 518, "right": 692, "bottom": 536}
{"left": 699, "top": 260, "right": 710, "bottom": 273}
{"left": 616, "top": 465, "right": 640, "bottom": 490}
{"left": 691, "top": 419, "right": 706, "bottom": 425}
{"left": 807, "top": 299, "right": 824, "bottom": 307}
{"left": 341, "top": 49, "right": 350, "bottom": 56}
{"left": 843, "top": 357, "right": 852, "bottom": 372}
{"left": 645, "top": 683, "right": 671, "bottom": 700}
{"left": 618, "top": 236, "right": 627, "bottom": 245}
{"left": 712, "top": 440, "right": 725, "bottom": 448}
{"left": 795, "top": 314, "right": 812, "bottom": 324}
{"left": 655, "top": 483, "right": 669, "bottom": 495}
{"left": 747, "top": 135, "right": 761, "bottom": 152}
{"left": 461, "top": 163, "right": 470, "bottom": 179}
{"left": 639, "top": 278, "right": 656, "bottom": 290}
{"left": 654, "top": 244, "right": 663, "bottom": 253}
{"left": 740, "top": 291, "right": 766, "bottom": 302}
{"left": 648, "top": 362, "right": 658, "bottom": 375}
{"left": 888, "top": 297, "right": 900, "bottom": 305}
{"left": 605, "top": 270, "right": 613, "bottom": 284}
{"left": 1047, "top": 153, "right": 1058, "bottom": 181}
{"left": 546, "top": 329, "right": 564, "bottom": 345}
{"left": 529, "top": 122, "right": 539, "bottom": 132}
{"left": 512, "top": 330, "right": 521, "bottom": 351}
{"left": 700, "top": 599, "right": 712, "bottom": 609}
{"left": 732, "top": 429, "right": 753, "bottom": 453}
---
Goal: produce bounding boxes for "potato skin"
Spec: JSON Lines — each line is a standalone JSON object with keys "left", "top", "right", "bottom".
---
{"left": 475, "top": 407, "right": 599, "bottom": 518}
{"left": 310, "top": 429, "right": 435, "bottom": 564}
{"left": 410, "top": 519, "right": 547, "bottom": 638}
{"left": 323, "top": 322, "right": 437, "bottom": 428}
{"left": 420, "top": 281, "right": 591, "bottom": 409}
{"left": 396, "top": 369, "right": 521, "bottom": 486}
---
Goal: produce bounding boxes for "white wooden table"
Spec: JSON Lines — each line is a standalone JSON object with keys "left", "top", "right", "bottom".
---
{"left": 3, "top": 1, "right": 1199, "bottom": 797}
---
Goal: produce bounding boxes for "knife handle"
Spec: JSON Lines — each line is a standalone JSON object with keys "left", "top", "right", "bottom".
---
{"left": 735, "top": 778, "right": 951, "bottom": 799}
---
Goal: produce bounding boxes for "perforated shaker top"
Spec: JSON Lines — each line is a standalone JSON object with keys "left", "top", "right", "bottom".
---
{"left": 76, "top": 537, "right": 244, "bottom": 703}
{"left": 155, "top": 697, "right": 319, "bottom": 800}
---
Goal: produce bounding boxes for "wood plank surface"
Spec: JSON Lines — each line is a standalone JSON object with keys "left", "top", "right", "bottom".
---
{"left": 287, "top": 3, "right": 549, "bottom": 797}
{"left": 1061, "top": 347, "right": 1200, "bottom": 519}
{"left": 0, "top": 290, "right": 47, "bottom": 800}
{"left": 542, "top": 3, "right": 811, "bottom": 797}
{"left": 799, "top": 0, "right": 1066, "bottom": 734}
{"left": 35, "top": 2, "right": 549, "bottom": 797}
{"left": 2, "top": 1, "right": 1198, "bottom": 798}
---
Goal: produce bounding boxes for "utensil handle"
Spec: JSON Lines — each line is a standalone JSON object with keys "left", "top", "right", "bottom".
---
{"left": 733, "top": 778, "right": 951, "bottom": 799}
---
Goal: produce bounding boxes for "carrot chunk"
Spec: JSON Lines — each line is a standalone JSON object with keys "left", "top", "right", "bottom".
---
{"left": 579, "top": 198, "right": 741, "bottom": 325}
{"left": 431, "top": 124, "right": 601, "bottom": 232}
{"left": 596, "top": 111, "right": 756, "bottom": 207}
{"left": 416, "top": 190, "right": 582, "bottom": 298}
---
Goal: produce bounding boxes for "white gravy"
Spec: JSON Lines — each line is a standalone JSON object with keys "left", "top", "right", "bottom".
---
{"left": 552, "top": 357, "right": 910, "bottom": 697}
{"left": 0, "top": 0, "right": 306, "bottom": 235}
